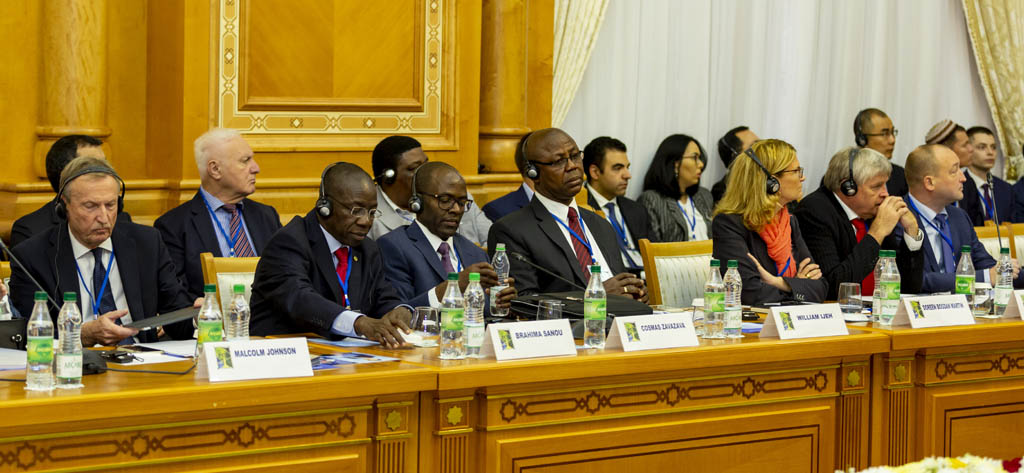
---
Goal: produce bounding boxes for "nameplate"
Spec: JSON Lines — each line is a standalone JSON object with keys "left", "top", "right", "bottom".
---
{"left": 605, "top": 314, "right": 698, "bottom": 351}
{"left": 760, "top": 303, "right": 849, "bottom": 339}
{"left": 478, "top": 319, "right": 576, "bottom": 361}
{"left": 998, "top": 290, "right": 1024, "bottom": 320}
{"left": 203, "top": 338, "right": 313, "bottom": 382}
{"left": 891, "top": 294, "right": 974, "bottom": 328}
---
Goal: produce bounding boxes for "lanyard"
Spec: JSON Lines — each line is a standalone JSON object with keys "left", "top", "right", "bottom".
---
{"left": 977, "top": 188, "right": 994, "bottom": 220}
{"left": 676, "top": 198, "right": 698, "bottom": 238}
{"left": 550, "top": 211, "right": 594, "bottom": 262}
{"left": 776, "top": 257, "right": 791, "bottom": 277}
{"left": 906, "top": 198, "right": 955, "bottom": 253}
{"left": 201, "top": 194, "right": 244, "bottom": 257}
{"left": 335, "top": 249, "right": 354, "bottom": 309}
{"left": 604, "top": 205, "right": 639, "bottom": 267}
{"left": 75, "top": 249, "right": 116, "bottom": 316}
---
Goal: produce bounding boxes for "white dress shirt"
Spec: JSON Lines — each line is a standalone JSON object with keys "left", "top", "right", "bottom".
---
{"left": 586, "top": 183, "right": 643, "bottom": 267}
{"left": 907, "top": 193, "right": 987, "bottom": 282}
{"left": 416, "top": 220, "right": 463, "bottom": 308}
{"left": 320, "top": 225, "right": 365, "bottom": 337}
{"left": 198, "top": 187, "right": 257, "bottom": 257}
{"left": 381, "top": 189, "right": 417, "bottom": 224}
{"left": 534, "top": 191, "right": 614, "bottom": 281}
{"left": 69, "top": 228, "right": 135, "bottom": 343}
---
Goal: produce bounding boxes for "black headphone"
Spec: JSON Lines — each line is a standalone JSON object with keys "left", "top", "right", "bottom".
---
{"left": 521, "top": 134, "right": 540, "bottom": 180}
{"left": 744, "top": 148, "right": 780, "bottom": 195}
{"left": 408, "top": 164, "right": 424, "bottom": 213}
{"left": 840, "top": 148, "right": 859, "bottom": 196}
{"left": 854, "top": 111, "right": 869, "bottom": 147}
{"left": 54, "top": 166, "right": 126, "bottom": 219}
{"left": 375, "top": 168, "right": 396, "bottom": 185}
{"left": 316, "top": 162, "right": 341, "bottom": 217}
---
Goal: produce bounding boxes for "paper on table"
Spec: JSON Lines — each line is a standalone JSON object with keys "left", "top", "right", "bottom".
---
{"left": 741, "top": 322, "right": 762, "bottom": 334}
{"left": 309, "top": 337, "right": 380, "bottom": 348}
{"left": 123, "top": 352, "right": 192, "bottom": 366}
{"left": 0, "top": 348, "right": 26, "bottom": 371}
{"left": 135, "top": 340, "right": 198, "bottom": 358}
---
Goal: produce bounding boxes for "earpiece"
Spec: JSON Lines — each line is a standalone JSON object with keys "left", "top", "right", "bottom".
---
{"left": 408, "top": 165, "right": 424, "bottom": 213}
{"left": 316, "top": 162, "right": 340, "bottom": 217}
{"left": 743, "top": 148, "right": 780, "bottom": 195}
{"left": 520, "top": 134, "right": 540, "bottom": 180}
{"left": 375, "top": 168, "right": 396, "bottom": 185}
{"left": 854, "top": 110, "right": 869, "bottom": 147}
{"left": 54, "top": 167, "right": 126, "bottom": 219}
{"left": 840, "top": 148, "right": 859, "bottom": 197}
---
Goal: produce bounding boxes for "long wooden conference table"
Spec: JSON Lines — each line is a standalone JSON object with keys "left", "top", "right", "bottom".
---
{"left": 0, "top": 319, "right": 1021, "bottom": 472}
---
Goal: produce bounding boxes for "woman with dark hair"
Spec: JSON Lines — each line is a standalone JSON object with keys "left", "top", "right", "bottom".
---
{"left": 637, "top": 134, "right": 713, "bottom": 241}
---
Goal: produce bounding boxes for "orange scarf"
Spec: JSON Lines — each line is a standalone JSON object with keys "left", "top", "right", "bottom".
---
{"left": 757, "top": 207, "right": 796, "bottom": 278}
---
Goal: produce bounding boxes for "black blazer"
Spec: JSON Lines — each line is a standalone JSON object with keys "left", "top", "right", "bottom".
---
{"left": 11, "top": 199, "right": 132, "bottom": 248}
{"left": 793, "top": 186, "right": 923, "bottom": 300}
{"left": 886, "top": 164, "right": 908, "bottom": 197}
{"left": 1011, "top": 179, "right": 1024, "bottom": 223}
{"left": 710, "top": 212, "right": 827, "bottom": 304}
{"left": 249, "top": 210, "right": 404, "bottom": 337}
{"left": 154, "top": 191, "right": 282, "bottom": 299}
{"left": 8, "top": 222, "right": 194, "bottom": 342}
{"left": 482, "top": 186, "right": 530, "bottom": 223}
{"left": 901, "top": 196, "right": 997, "bottom": 293}
{"left": 487, "top": 196, "right": 627, "bottom": 296}
{"left": 585, "top": 191, "right": 653, "bottom": 254}
{"left": 959, "top": 171, "right": 1013, "bottom": 225}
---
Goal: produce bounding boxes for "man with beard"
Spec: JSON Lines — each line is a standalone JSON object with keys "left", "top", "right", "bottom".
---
{"left": 582, "top": 136, "right": 651, "bottom": 273}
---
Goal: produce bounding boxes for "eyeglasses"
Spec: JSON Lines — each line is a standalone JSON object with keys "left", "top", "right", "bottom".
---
{"left": 327, "top": 195, "right": 383, "bottom": 219}
{"left": 424, "top": 193, "right": 473, "bottom": 211}
{"left": 864, "top": 129, "right": 899, "bottom": 138}
{"left": 776, "top": 167, "right": 804, "bottom": 178}
{"left": 530, "top": 151, "right": 584, "bottom": 171}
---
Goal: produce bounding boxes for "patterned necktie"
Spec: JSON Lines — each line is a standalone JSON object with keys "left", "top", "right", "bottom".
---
{"left": 851, "top": 218, "right": 874, "bottom": 291}
{"left": 334, "top": 247, "right": 349, "bottom": 306}
{"left": 604, "top": 202, "right": 638, "bottom": 268}
{"left": 934, "top": 214, "right": 955, "bottom": 274}
{"left": 567, "top": 207, "right": 592, "bottom": 282}
{"left": 223, "top": 203, "right": 255, "bottom": 257}
{"left": 981, "top": 183, "right": 994, "bottom": 220}
{"left": 438, "top": 242, "right": 456, "bottom": 274}
{"left": 92, "top": 248, "right": 131, "bottom": 344}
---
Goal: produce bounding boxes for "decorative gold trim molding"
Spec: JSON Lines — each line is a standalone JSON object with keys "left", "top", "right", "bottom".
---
{"left": 435, "top": 427, "right": 475, "bottom": 436}
{"left": 437, "top": 396, "right": 475, "bottom": 403}
{"left": 373, "top": 433, "right": 414, "bottom": 441}
{"left": 920, "top": 373, "right": 1024, "bottom": 387}
{"left": 377, "top": 401, "right": 415, "bottom": 408}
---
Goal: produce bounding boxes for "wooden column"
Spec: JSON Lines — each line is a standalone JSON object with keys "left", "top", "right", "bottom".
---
{"left": 479, "top": 0, "right": 531, "bottom": 174}
{"left": 35, "top": 0, "right": 111, "bottom": 178}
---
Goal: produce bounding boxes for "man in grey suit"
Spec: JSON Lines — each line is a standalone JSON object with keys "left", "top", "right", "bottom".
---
{"left": 367, "top": 136, "right": 492, "bottom": 245}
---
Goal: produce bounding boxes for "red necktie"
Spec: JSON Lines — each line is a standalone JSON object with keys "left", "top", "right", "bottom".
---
{"left": 851, "top": 218, "right": 874, "bottom": 291}
{"left": 334, "top": 247, "right": 349, "bottom": 306}
{"left": 567, "top": 207, "right": 592, "bottom": 282}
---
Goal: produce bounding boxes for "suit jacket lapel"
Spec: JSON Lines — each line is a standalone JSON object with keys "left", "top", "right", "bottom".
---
{"left": 306, "top": 214, "right": 344, "bottom": 306}
{"left": 239, "top": 198, "right": 268, "bottom": 252}
{"left": 347, "top": 245, "right": 364, "bottom": 311}
{"left": 190, "top": 192, "right": 224, "bottom": 257}
{"left": 665, "top": 195, "right": 691, "bottom": 240}
{"left": 530, "top": 198, "right": 587, "bottom": 284}
{"left": 408, "top": 223, "right": 445, "bottom": 279}
{"left": 582, "top": 211, "right": 623, "bottom": 274}
{"left": 908, "top": 198, "right": 939, "bottom": 272}
{"left": 824, "top": 191, "right": 858, "bottom": 245}
{"left": 52, "top": 226, "right": 82, "bottom": 312}
{"left": 111, "top": 229, "right": 145, "bottom": 321}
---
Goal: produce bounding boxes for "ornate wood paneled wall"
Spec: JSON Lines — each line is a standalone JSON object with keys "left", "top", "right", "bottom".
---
{"left": 0, "top": 0, "right": 551, "bottom": 237}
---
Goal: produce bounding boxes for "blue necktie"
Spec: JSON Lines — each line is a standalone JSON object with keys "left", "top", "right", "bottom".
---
{"left": 92, "top": 249, "right": 131, "bottom": 344}
{"left": 604, "top": 202, "right": 638, "bottom": 268}
{"left": 934, "top": 214, "right": 955, "bottom": 274}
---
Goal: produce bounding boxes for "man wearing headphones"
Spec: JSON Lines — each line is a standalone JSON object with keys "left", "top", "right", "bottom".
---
{"left": 378, "top": 162, "right": 518, "bottom": 309}
{"left": 367, "top": 136, "right": 492, "bottom": 245}
{"left": 711, "top": 126, "right": 759, "bottom": 206}
{"left": 486, "top": 128, "right": 647, "bottom": 300}
{"left": 854, "top": 108, "right": 907, "bottom": 196}
{"left": 794, "top": 147, "right": 925, "bottom": 300}
{"left": 9, "top": 157, "right": 199, "bottom": 346}
{"left": 248, "top": 162, "right": 412, "bottom": 348}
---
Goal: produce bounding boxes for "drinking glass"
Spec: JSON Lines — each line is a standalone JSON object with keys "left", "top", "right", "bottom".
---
{"left": 973, "top": 283, "right": 995, "bottom": 318}
{"left": 838, "top": 283, "right": 862, "bottom": 316}
{"left": 537, "top": 300, "right": 563, "bottom": 320}
{"left": 413, "top": 306, "right": 439, "bottom": 347}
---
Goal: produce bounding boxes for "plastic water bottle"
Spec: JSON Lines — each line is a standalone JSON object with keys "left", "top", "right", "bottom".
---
{"left": 584, "top": 264, "right": 607, "bottom": 348}
{"left": 464, "top": 272, "right": 486, "bottom": 357}
{"left": 955, "top": 245, "right": 975, "bottom": 306}
{"left": 197, "top": 284, "right": 224, "bottom": 354}
{"left": 878, "top": 251, "right": 902, "bottom": 325}
{"left": 723, "top": 260, "right": 743, "bottom": 339}
{"left": 56, "top": 292, "right": 83, "bottom": 389}
{"left": 703, "top": 259, "right": 725, "bottom": 339}
{"left": 995, "top": 248, "right": 1014, "bottom": 316}
{"left": 871, "top": 251, "right": 885, "bottom": 322}
{"left": 440, "top": 272, "right": 466, "bottom": 359}
{"left": 490, "top": 243, "right": 510, "bottom": 317}
{"left": 26, "top": 291, "right": 54, "bottom": 392}
{"left": 225, "top": 284, "right": 250, "bottom": 340}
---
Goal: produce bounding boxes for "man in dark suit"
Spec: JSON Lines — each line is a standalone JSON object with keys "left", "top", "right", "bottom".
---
{"left": 378, "top": 162, "right": 517, "bottom": 310}
{"left": 487, "top": 128, "right": 647, "bottom": 300}
{"left": 902, "top": 145, "right": 1018, "bottom": 293}
{"left": 794, "top": 147, "right": 925, "bottom": 300}
{"left": 11, "top": 135, "right": 132, "bottom": 247}
{"left": 249, "top": 163, "right": 411, "bottom": 348}
{"left": 854, "top": 108, "right": 907, "bottom": 196}
{"left": 155, "top": 129, "right": 282, "bottom": 299}
{"left": 711, "top": 126, "right": 759, "bottom": 205}
{"left": 9, "top": 157, "right": 198, "bottom": 346}
{"left": 482, "top": 133, "right": 535, "bottom": 222}
{"left": 582, "top": 136, "right": 652, "bottom": 273}
{"left": 958, "top": 126, "right": 1013, "bottom": 225}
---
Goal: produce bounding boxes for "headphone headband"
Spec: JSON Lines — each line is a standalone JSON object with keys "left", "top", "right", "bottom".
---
{"left": 840, "top": 148, "right": 859, "bottom": 196}
{"left": 744, "top": 147, "right": 780, "bottom": 195}
{"left": 316, "top": 162, "right": 342, "bottom": 217}
{"left": 54, "top": 166, "right": 126, "bottom": 219}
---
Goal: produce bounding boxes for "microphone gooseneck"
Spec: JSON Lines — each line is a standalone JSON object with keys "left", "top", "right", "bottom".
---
{"left": 507, "top": 250, "right": 586, "bottom": 291}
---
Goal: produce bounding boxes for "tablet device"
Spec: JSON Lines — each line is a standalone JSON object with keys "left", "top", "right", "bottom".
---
{"left": 123, "top": 307, "right": 199, "bottom": 330}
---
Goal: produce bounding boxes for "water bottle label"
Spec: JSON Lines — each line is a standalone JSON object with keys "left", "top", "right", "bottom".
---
{"left": 882, "top": 281, "right": 901, "bottom": 301}
{"left": 584, "top": 298, "right": 607, "bottom": 320}
{"left": 56, "top": 353, "right": 82, "bottom": 379}
{"left": 725, "top": 308, "right": 741, "bottom": 329}
{"left": 441, "top": 308, "right": 464, "bottom": 330}
{"left": 198, "top": 319, "right": 224, "bottom": 344}
{"left": 995, "top": 286, "right": 1012, "bottom": 306}
{"left": 465, "top": 323, "right": 485, "bottom": 348}
{"left": 704, "top": 292, "right": 724, "bottom": 312}
{"left": 955, "top": 275, "right": 975, "bottom": 295}
{"left": 27, "top": 336, "right": 53, "bottom": 364}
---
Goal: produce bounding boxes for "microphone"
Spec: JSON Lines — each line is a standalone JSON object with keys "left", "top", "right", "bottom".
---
{"left": 507, "top": 250, "right": 586, "bottom": 291}
{"left": 0, "top": 238, "right": 59, "bottom": 310}
{"left": 987, "top": 172, "right": 1004, "bottom": 250}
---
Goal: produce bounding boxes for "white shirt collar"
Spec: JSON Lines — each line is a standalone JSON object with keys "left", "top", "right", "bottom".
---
{"left": 966, "top": 169, "right": 988, "bottom": 190}
{"left": 586, "top": 183, "right": 616, "bottom": 209}
{"left": 414, "top": 220, "right": 454, "bottom": 255}
{"left": 534, "top": 190, "right": 580, "bottom": 223}
{"left": 319, "top": 224, "right": 346, "bottom": 255}
{"left": 521, "top": 181, "right": 535, "bottom": 201}
{"left": 831, "top": 192, "right": 861, "bottom": 222}
{"left": 69, "top": 226, "right": 114, "bottom": 261}
{"left": 199, "top": 186, "right": 242, "bottom": 211}
{"left": 379, "top": 186, "right": 407, "bottom": 214}
{"left": 907, "top": 192, "right": 945, "bottom": 222}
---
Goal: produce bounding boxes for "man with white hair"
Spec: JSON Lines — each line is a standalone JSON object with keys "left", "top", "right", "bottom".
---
{"left": 155, "top": 128, "right": 281, "bottom": 299}
{"left": 794, "top": 147, "right": 925, "bottom": 300}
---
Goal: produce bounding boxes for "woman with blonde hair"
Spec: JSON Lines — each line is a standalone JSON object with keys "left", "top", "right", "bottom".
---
{"left": 711, "top": 139, "right": 826, "bottom": 304}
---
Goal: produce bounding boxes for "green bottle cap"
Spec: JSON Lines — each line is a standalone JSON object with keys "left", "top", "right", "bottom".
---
{"left": 727, "top": 260, "right": 738, "bottom": 268}
{"left": 496, "top": 243, "right": 505, "bottom": 251}
{"left": 590, "top": 264, "right": 601, "bottom": 273}
{"left": 63, "top": 292, "right": 76, "bottom": 302}
{"left": 961, "top": 245, "right": 971, "bottom": 253}
{"left": 233, "top": 284, "right": 246, "bottom": 293}
{"left": 34, "top": 291, "right": 48, "bottom": 301}
{"left": 710, "top": 259, "right": 720, "bottom": 267}
{"left": 447, "top": 272, "right": 459, "bottom": 281}
{"left": 1001, "top": 247, "right": 1010, "bottom": 255}
{"left": 204, "top": 284, "right": 217, "bottom": 294}
{"left": 469, "top": 272, "right": 480, "bottom": 281}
